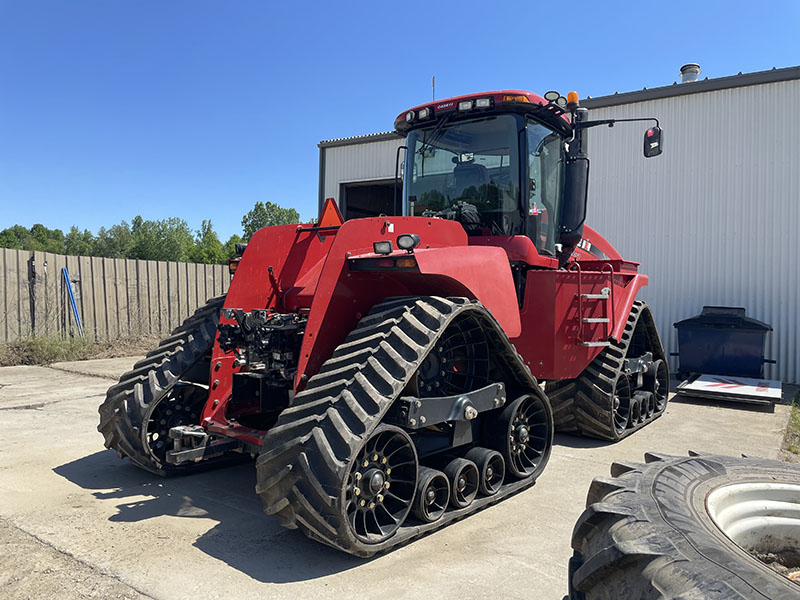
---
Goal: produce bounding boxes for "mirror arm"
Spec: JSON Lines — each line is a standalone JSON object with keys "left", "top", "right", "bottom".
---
{"left": 576, "top": 117, "right": 660, "bottom": 130}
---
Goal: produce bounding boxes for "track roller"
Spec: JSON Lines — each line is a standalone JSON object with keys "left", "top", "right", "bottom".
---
{"left": 412, "top": 467, "right": 450, "bottom": 523}
{"left": 612, "top": 374, "right": 632, "bottom": 436}
{"left": 630, "top": 394, "right": 641, "bottom": 425}
{"left": 644, "top": 358, "right": 669, "bottom": 411}
{"left": 465, "top": 447, "right": 505, "bottom": 496}
{"left": 444, "top": 458, "right": 479, "bottom": 508}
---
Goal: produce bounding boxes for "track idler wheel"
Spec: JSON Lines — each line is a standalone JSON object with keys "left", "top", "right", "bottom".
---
{"left": 343, "top": 424, "right": 418, "bottom": 544}
{"left": 444, "top": 458, "right": 479, "bottom": 508}
{"left": 465, "top": 447, "right": 505, "bottom": 496}
{"left": 644, "top": 359, "right": 669, "bottom": 412}
{"left": 412, "top": 467, "right": 450, "bottom": 523}
{"left": 493, "top": 394, "right": 550, "bottom": 479}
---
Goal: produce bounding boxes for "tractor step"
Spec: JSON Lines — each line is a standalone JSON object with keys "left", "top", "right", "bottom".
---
{"left": 579, "top": 287, "right": 611, "bottom": 300}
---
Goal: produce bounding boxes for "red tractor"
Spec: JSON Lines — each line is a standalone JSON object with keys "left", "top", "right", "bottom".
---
{"left": 99, "top": 90, "right": 668, "bottom": 556}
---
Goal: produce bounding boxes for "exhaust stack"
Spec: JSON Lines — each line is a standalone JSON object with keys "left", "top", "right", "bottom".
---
{"left": 680, "top": 63, "right": 701, "bottom": 83}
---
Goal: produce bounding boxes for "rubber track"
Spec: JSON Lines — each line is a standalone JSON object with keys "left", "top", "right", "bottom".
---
{"left": 569, "top": 452, "right": 800, "bottom": 599}
{"left": 546, "top": 301, "right": 668, "bottom": 441}
{"left": 255, "top": 296, "right": 550, "bottom": 557}
{"left": 97, "top": 295, "right": 225, "bottom": 475}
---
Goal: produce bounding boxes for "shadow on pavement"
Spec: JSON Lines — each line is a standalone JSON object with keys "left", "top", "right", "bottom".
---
{"left": 54, "top": 450, "right": 368, "bottom": 583}
{"left": 552, "top": 432, "right": 611, "bottom": 449}
{"left": 668, "top": 394, "right": 776, "bottom": 413}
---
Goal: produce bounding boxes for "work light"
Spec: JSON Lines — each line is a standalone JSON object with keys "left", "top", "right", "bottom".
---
{"left": 396, "top": 234, "right": 421, "bottom": 252}
{"left": 373, "top": 241, "right": 393, "bottom": 255}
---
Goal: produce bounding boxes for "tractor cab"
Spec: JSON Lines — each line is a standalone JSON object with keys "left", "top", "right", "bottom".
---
{"left": 395, "top": 91, "right": 574, "bottom": 260}
{"left": 395, "top": 90, "right": 661, "bottom": 263}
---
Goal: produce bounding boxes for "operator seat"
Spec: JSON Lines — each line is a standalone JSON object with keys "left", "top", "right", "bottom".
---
{"left": 453, "top": 163, "right": 489, "bottom": 197}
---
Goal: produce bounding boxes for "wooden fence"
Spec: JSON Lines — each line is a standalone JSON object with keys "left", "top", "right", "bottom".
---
{"left": 0, "top": 248, "right": 230, "bottom": 342}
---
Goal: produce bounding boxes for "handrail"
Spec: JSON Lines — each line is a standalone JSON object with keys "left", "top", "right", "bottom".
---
{"left": 601, "top": 263, "right": 616, "bottom": 339}
{"left": 569, "top": 262, "right": 584, "bottom": 343}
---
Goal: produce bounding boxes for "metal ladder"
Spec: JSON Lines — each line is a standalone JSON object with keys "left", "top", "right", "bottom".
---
{"left": 570, "top": 262, "right": 616, "bottom": 347}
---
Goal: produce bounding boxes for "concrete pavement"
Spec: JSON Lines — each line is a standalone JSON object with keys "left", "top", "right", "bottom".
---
{"left": 0, "top": 357, "right": 790, "bottom": 600}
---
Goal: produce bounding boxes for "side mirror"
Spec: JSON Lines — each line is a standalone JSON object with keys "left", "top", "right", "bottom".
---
{"left": 644, "top": 126, "right": 663, "bottom": 158}
{"left": 559, "top": 156, "right": 590, "bottom": 246}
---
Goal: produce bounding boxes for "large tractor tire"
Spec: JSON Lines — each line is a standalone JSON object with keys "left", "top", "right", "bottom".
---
{"left": 98, "top": 295, "right": 225, "bottom": 475}
{"left": 546, "top": 301, "right": 668, "bottom": 441}
{"left": 255, "top": 296, "right": 553, "bottom": 557}
{"left": 569, "top": 452, "right": 800, "bottom": 599}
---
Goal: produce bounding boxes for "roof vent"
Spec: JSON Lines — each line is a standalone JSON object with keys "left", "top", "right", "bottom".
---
{"left": 680, "top": 63, "right": 701, "bottom": 83}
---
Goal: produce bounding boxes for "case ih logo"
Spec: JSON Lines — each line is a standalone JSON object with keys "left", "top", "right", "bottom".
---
{"left": 436, "top": 101, "right": 454, "bottom": 110}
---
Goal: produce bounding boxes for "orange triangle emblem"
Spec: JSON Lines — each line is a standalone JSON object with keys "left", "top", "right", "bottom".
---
{"left": 319, "top": 197, "right": 344, "bottom": 227}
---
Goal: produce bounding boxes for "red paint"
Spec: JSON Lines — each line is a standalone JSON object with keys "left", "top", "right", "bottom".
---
{"left": 200, "top": 215, "right": 651, "bottom": 443}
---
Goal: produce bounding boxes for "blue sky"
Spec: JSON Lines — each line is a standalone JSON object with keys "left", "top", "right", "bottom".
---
{"left": 1, "top": 1, "right": 798, "bottom": 242}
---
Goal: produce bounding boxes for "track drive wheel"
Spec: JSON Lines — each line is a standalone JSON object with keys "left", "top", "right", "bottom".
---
{"left": 413, "top": 467, "right": 450, "bottom": 523}
{"left": 344, "top": 425, "right": 418, "bottom": 544}
{"left": 493, "top": 394, "right": 551, "bottom": 479}
{"left": 98, "top": 295, "right": 225, "bottom": 475}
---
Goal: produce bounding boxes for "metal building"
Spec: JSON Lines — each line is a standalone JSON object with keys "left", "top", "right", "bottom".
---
{"left": 318, "top": 66, "right": 800, "bottom": 383}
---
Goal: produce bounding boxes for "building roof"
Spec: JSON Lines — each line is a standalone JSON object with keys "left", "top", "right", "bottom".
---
{"left": 318, "top": 65, "right": 800, "bottom": 147}
{"left": 318, "top": 130, "right": 401, "bottom": 149}
{"left": 583, "top": 64, "right": 800, "bottom": 108}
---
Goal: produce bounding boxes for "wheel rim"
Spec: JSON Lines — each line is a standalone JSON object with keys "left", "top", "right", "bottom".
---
{"left": 415, "top": 468, "right": 449, "bottom": 523}
{"left": 612, "top": 375, "right": 632, "bottom": 435}
{"left": 144, "top": 383, "right": 205, "bottom": 464}
{"left": 502, "top": 395, "right": 550, "bottom": 478}
{"left": 417, "top": 314, "right": 489, "bottom": 397}
{"left": 707, "top": 482, "right": 800, "bottom": 583}
{"left": 344, "top": 425, "right": 418, "bottom": 544}
{"left": 481, "top": 452, "right": 505, "bottom": 495}
{"left": 448, "top": 460, "right": 479, "bottom": 508}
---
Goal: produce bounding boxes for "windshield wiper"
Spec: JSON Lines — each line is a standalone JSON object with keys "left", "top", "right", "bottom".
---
{"left": 417, "top": 113, "right": 453, "bottom": 156}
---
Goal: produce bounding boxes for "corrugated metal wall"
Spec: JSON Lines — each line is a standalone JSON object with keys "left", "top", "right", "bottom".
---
{"left": 320, "top": 79, "right": 799, "bottom": 383}
{"left": 585, "top": 79, "right": 800, "bottom": 382}
{"left": 0, "top": 248, "right": 230, "bottom": 343}
{"left": 323, "top": 137, "right": 405, "bottom": 201}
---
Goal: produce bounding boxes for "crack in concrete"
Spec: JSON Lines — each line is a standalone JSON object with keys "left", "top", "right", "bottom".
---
{"left": 1, "top": 516, "right": 158, "bottom": 600}
{"left": 44, "top": 365, "right": 122, "bottom": 381}
{"left": 0, "top": 393, "right": 104, "bottom": 411}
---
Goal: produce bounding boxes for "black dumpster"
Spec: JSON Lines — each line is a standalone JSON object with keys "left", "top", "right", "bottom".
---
{"left": 673, "top": 306, "right": 772, "bottom": 378}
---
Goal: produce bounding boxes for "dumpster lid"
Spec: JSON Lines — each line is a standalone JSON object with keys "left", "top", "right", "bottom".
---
{"left": 673, "top": 306, "right": 772, "bottom": 331}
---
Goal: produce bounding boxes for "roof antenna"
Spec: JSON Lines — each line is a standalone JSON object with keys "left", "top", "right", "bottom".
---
{"left": 432, "top": 76, "right": 435, "bottom": 101}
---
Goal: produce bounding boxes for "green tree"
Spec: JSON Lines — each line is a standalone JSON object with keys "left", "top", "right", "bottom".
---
{"left": 94, "top": 222, "right": 133, "bottom": 258}
{"left": 189, "top": 220, "right": 226, "bottom": 264}
{"left": 29, "top": 223, "right": 66, "bottom": 253}
{"left": 129, "top": 216, "right": 194, "bottom": 262}
{"left": 223, "top": 233, "right": 245, "bottom": 260}
{"left": 0, "top": 225, "right": 29, "bottom": 249}
{"left": 241, "top": 201, "right": 300, "bottom": 240}
{"left": 64, "top": 226, "right": 96, "bottom": 256}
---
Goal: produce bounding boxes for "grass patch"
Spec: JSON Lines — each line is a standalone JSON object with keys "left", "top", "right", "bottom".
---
{"left": 0, "top": 336, "right": 97, "bottom": 366}
{"left": 0, "top": 334, "right": 163, "bottom": 367}
{"left": 784, "top": 394, "right": 800, "bottom": 457}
